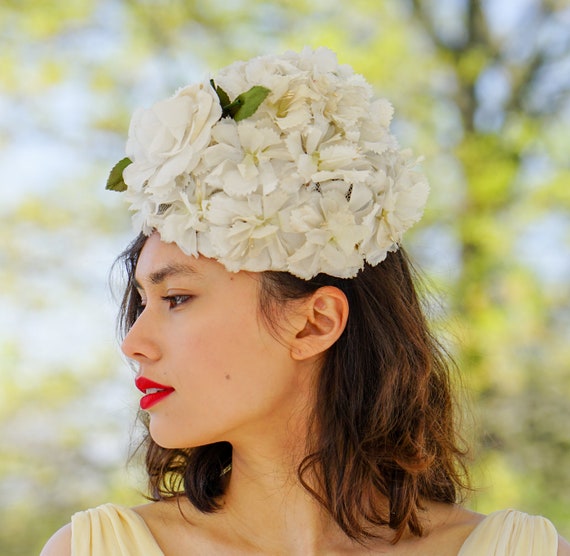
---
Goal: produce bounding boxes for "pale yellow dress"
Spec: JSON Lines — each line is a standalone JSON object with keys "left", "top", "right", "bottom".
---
{"left": 71, "top": 503, "right": 559, "bottom": 555}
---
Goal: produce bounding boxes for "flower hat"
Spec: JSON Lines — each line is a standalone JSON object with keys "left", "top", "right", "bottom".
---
{"left": 108, "top": 47, "right": 429, "bottom": 279}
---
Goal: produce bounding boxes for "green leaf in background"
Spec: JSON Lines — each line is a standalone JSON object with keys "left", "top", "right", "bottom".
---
{"left": 106, "top": 157, "right": 132, "bottom": 192}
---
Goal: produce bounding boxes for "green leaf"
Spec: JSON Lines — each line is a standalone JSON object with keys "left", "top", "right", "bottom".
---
{"left": 106, "top": 157, "right": 132, "bottom": 192}
{"left": 211, "top": 80, "right": 270, "bottom": 121}
{"left": 228, "top": 86, "right": 270, "bottom": 121}
{"left": 210, "top": 79, "right": 231, "bottom": 108}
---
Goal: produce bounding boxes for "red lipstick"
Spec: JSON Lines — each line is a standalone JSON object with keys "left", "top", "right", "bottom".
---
{"left": 135, "top": 376, "right": 175, "bottom": 411}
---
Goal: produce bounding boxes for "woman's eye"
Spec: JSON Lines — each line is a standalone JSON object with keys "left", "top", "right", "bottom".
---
{"left": 132, "top": 291, "right": 145, "bottom": 318}
{"left": 162, "top": 295, "right": 192, "bottom": 309}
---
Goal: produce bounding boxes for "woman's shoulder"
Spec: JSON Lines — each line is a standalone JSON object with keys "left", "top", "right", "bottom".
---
{"left": 131, "top": 497, "right": 216, "bottom": 554}
{"left": 413, "top": 504, "right": 568, "bottom": 556}
{"left": 458, "top": 508, "right": 567, "bottom": 556}
{"left": 40, "top": 522, "right": 72, "bottom": 556}
{"left": 131, "top": 496, "right": 201, "bottom": 530}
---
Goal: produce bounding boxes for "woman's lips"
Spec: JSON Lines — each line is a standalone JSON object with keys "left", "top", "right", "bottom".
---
{"left": 135, "top": 376, "right": 175, "bottom": 411}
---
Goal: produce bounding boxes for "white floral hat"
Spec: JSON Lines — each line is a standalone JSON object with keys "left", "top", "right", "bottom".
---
{"left": 107, "top": 47, "right": 429, "bottom": 279}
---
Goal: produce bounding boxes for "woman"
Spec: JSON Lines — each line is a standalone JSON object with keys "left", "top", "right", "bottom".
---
{"left": 42, "top": 48, "right": 569, "bottom": 555}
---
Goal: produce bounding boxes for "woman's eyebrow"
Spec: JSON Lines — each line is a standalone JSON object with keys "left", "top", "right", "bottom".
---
{"left": 133, "top": 262, "right": 201, "bottom": 289}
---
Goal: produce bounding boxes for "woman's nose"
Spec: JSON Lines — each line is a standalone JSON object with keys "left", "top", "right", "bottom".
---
{"left": 121, "top": 309, "right": 161, "bottom": 362}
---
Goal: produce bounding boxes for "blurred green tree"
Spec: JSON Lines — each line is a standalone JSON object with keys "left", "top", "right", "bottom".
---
{"left": 1, "top": 0, "right": 568, "bottom": 553}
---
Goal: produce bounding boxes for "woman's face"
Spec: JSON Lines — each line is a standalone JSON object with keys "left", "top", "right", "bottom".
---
{"left": 121, "top": 232, "right": 309, "bottom": 450}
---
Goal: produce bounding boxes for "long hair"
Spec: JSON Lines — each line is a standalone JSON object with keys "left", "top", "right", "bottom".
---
{"left": 116, "top": 233, "right": 470, "bottom": 543}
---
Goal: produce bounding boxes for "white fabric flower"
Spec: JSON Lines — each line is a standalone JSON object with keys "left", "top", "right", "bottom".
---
{"left": 285, "top": 189, "right": 368, "bottom": 279}
{"left": 360, "top": 98, "right": 397, "bottom": 154}
{"left": 285, "top": 125, "right": 370, "bottom": 188}
{"left": 360, "top": 154, "right": 430, "bottom": 265}
{"left": 124, "top": 82, "right": 222, "bottom": 196}
{"left": 117, "top": 48, "right": 429, "bottom": 279}
{"left": 152, "top": 180, "right": 209, "bottom": 257}
{"left": 202, "top": 120, "right": 294, "bottom": 197}
{"left": 204, "top": 190, "right": 299, "bottom": 272}
{"left": 215, "top": 57, "right": 297, "bottom": 103}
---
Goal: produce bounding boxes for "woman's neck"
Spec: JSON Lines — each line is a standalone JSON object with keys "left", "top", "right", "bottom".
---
{"left": 213, "top": 435, "right": 401, "bottom": 556}
{"left": 219, "top": 449, "right": 350, "bottom": 554}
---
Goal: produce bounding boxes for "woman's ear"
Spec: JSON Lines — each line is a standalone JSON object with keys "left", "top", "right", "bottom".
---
{"left": 290, "top": 286, "right": 349, "bottom": 361}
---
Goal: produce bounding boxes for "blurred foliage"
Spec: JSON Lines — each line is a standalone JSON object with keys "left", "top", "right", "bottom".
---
{"left": 1, "top": 0, "right": 569, "bottom": 553}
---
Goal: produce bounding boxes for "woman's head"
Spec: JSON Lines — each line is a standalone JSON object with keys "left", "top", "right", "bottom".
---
{"left": 117, "top": 231, "right": 469, "bottom": 544}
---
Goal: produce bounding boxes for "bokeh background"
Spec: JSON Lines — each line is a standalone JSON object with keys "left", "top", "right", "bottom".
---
{"left": 1, "top": 0, "right": 569, "bottom": 553}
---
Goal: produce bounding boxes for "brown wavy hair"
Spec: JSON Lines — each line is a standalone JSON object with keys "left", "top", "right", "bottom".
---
{"left": 116, "top": 233, "right": 470, "bottom": 544}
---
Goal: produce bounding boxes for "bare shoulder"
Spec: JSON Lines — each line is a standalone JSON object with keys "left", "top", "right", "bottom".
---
{"left": 39, "top": 523, "right": 72, "bottom": 556}
{"left": 558, "top": 534, "right": 570, "bottom": 556}
{"left": 416, "top": 503, "right": 486, "bottom": 554}
{"left": 131, "top": 496, "right": 194, "bottom": 525}
{"left": 445, "top": 504, "right": 486, "bottom": 526}
{"left": 428, "top": 503, "right": 485, "bottom": 535}
{"left": 132, "top": 496, "right": 212, "bottom": 536}
{"left": 364, "top": 504, "right": 485, "bottom": 555}
{"left": 131, "top": 497, "right": 212, "bottom": 554}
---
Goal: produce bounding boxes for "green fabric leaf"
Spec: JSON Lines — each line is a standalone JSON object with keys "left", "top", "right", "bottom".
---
{"left": 223, "top": 85, "right": 270, "bottom": 121}
{"left": 210, "top": 79, "right": 231, "bottom": 109}
{"left": 211, "top": 81, "right": 270, "bottom": 121}
{"left": 106, "top": 157, "right": 132, "bottom": 192}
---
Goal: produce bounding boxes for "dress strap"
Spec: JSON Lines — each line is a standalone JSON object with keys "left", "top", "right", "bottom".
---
{"left": 71, "top": 503, "right": 164, "bottom": 556}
